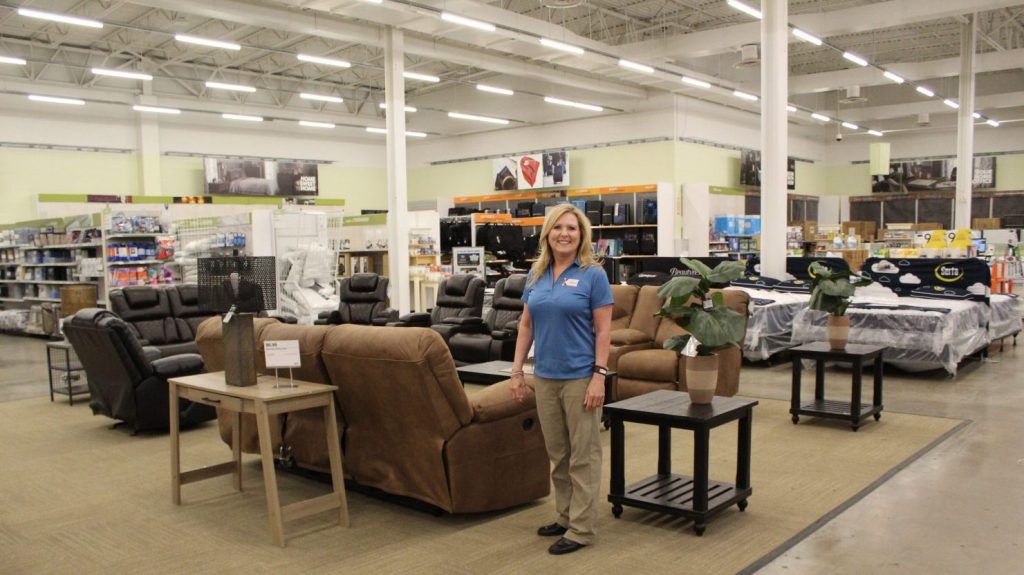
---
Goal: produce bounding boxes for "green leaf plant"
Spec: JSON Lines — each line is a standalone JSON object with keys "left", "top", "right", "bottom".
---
{"left": 807, "top": 261, "right": 873, "bottom": 317}
{"left": 655, "top": 258, "right": 747, "bottom": 356}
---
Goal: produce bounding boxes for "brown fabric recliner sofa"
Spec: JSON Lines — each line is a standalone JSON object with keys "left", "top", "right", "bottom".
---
{"left": 194, "top": 318, "right": 549, "bottom": 514}
{"left": 611, "top": 287, "right": 750, "bottom": 402}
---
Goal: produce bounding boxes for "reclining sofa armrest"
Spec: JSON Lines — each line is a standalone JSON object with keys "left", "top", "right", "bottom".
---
{"left": 469, "top": 379, "right": 536, "bottom": 423}
{"left": 390, "top": 312, "right": 432, "bottom": 327}
{"left": 142, "top": 346, "right": 163, "bottom": 364}
{"left": 151, "top": 353, "right": 205, "bottom": 379}
{"left": 491, "top": 320, "right": 520, "bottom": 340}
{"left": 440, "top": 316, "right": 485, "bottom": 327}
{"left": 372, "top": 308, "right": 399, "bottom": 326}
{"left": 314, "top": 310, "right": 340, "bottom": 325}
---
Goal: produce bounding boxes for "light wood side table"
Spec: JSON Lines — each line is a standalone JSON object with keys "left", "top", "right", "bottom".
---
{"left": 169, "top": 371, "right": 349, "bottom": 546}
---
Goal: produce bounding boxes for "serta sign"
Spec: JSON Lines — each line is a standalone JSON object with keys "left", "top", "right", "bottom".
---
{"left": 934, "top": 263, "right": 965, "bottom": 283}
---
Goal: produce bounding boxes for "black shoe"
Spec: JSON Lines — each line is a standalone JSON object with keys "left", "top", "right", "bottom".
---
{"left": 536, "top": 523, "right": 568, "bottom": 537}
{"left": 548, "top": 537, "right": 586, "bottom": 555}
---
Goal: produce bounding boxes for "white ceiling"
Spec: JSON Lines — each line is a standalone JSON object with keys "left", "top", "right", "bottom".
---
{"left": 0, "top": 0, "right": 1022, "bottom": 139}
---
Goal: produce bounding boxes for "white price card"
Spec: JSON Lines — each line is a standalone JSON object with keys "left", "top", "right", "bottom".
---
{"left": 264, "top": 340, "right": 301, "bottom": 369}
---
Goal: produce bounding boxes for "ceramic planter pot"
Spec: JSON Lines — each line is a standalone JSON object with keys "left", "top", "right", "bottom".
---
{"left": 827, "top": 314, "right": 851, "bottom": 350}
{"left": 685, "top": 354, "right": 718, "bottom": 404}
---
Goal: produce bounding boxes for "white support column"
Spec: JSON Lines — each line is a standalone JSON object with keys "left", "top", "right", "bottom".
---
{"left": 136, "top": 93, "right": 162, "bottom": 196}
{"left": 955, "top": 14, "right": 976, "bottom": 230}
{"left": 759, "top": 0, "right": 788, "bottom": 278}
{"left": 384, "top": 27, "right": 411, "bottom": 315}
{"left": 682, "top": 183, "right": 710, "bottom": 256}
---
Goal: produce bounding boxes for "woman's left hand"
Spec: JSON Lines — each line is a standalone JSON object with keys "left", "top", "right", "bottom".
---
{"left": 583, "top": 374, "right": 605, "bottom": 411}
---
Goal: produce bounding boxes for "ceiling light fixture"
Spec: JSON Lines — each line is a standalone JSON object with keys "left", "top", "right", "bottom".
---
{"left": 296, "top": 54, "right": 352, "bottom": 68}
{"left": 378, "top": 103, "right": 417, "bottom": 112}
{"left": 868, "top": 130, "right": 884, "bottom": 137}
{"left": 915, "top": 86, "right": 934, "bottom": 97}
{"left": 972, "top": 112, "right": 981, "bottom": 119}
{"left": 28, "top": 94, "right": 85, "bottom": 105}
{"left": 811, "top": 113, "right": 831, "bottom": 122}
{"left": 440, "top": 12, "right": 496, "bottom": 32}
{"left": 299, "top": 120, "right": 335, "bottom": 128}
{"left": 882, "top": 70, "right": 905, "bottom": 84}
{"left": 791, "top": 28, "right": 822, "bottom": 46}
{"left": 681, "top": 76, "right": 711, "bottom": 89}
{"left": 403, "top": 71, "right": 440, "bottom": 83}
{"left": 17, "top": 8, "right": 103, "bottom": 28}
{"left": 543, "top": 96, "right": 603, "bottom": 112}
{"left": 300, "top": 93, "right": 344, "bottom": 103}
{"left": 91, "top": 68, "right": 152, "bottom": 81}
{"left": 986, "top": 119, "right": 1000, "bottom": 127}
{"left": 366, "top": 127, "right": 427, "bottom": 137}
{"left": 406, "top": 130, "right": 427, "bottom": 138}
{"left": 359, "top": 0, "right": 383, "bottom": 4}
{"left": 222, "top": 113, "right": 263, "bottom": 122}
{"left": 0, "top": 56, "right": 28, "bottom": 65}
{"left": 618, "top": 59, "right": 654, "bottom": 74}
{"left": 943, "top": 99, "right": 959, "bottom": 109}
{"left": 841, "top": 121, "right": 859, "bottom": 130}
{"left": 477, "top": 84, "right": 514, "bottom": 96}
{"left": 842, "top": 52, "right": 868, "bottom": 67}
{"left": 175, "top": 34, "right": 241, "bottom": 51}
{"left": 205, "top": 81, "right": 256, "bottom": 93}
{"left": 726, "top": 0, "right": 762, "bottom": 19}
{"left": 787, "top": 105, "right": 798, "bottom": 112}
{"left": 448, "top": 111, "right": 510, "bottom": 125}
{"left": 133, "top": 105, "right": 180, "bottom": 115}
{"left": 539, "top": 38, "right": 585, "bottom": 55}
{"left": 733, "top": 90, "right": 758, "bottom": 101}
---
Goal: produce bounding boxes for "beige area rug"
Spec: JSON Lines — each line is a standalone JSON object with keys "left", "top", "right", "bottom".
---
{"left": 0, "top": 395, "right": 963, "bottom": 575}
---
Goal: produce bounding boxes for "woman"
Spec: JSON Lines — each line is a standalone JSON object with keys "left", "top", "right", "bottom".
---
{"left": 510, "top": 203, "right": 613, "bottom": 555}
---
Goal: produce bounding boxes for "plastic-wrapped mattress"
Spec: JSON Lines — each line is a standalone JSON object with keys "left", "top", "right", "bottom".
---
{"left": 732, "top": 287, "right": 809, "bottom": 362}
{"left": 988, "top": 294, "right": 1022, "bottom": 341}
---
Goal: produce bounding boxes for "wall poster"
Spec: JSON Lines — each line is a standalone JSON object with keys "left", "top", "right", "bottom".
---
{"left": 492, "top": 151, "right": 570, "bottom": 191}
{"left": 739, "top": 150, "right": 796, "bottom": 190}
{"left": 872, "top": 156, "right": 996, "bottom": 193}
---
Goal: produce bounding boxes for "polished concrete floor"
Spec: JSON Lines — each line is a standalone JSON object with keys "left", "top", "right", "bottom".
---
{"left": 1, "top": 332, "right": 1022, "bottom": 573}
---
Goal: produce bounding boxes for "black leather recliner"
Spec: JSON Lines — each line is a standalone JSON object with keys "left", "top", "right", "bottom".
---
{"left": 108, "top": 286, "right": 197, "bottom": 356}
{"left": 315, "top": 273, "right": 397, "bottom": 326}
{"left": 63, "top": 308, "right": 215, "bottom": 433}
{"left": 168, "top": 284, "right": 219, "bottom": 340}
{"left": 388, "top": 274, "right": 485, "bottom": 343}
{"left": 448, "top": 274, "right": 526, "bottom": 366}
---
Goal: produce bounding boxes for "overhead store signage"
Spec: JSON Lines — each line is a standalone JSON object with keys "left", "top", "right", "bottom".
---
{"left": 203, "top": 158, "right": 320, "bottom": 196}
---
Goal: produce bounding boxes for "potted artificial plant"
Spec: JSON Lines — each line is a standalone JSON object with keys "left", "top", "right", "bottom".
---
{"left": 656, "top": 258, "right": 747, "bottom": 404}
{"left": 807, "top": 261, "right": 872, "bottom": 350}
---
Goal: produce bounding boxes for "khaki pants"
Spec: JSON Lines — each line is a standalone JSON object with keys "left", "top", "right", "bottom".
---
{"left": 534, "top": 375, "right": 603, "bottom": 545}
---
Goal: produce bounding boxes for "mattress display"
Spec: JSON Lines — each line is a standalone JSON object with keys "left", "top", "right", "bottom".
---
{"left": 989, "top": 294, "right": 1023, "bottom": 341}
{"left": 732, "top": 287, "right": 809, "bottom": 362}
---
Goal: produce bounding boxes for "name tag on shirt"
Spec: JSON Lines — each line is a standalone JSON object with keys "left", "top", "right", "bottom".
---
{"left": 564, "top": 278, "right": 579, "bottom": 287}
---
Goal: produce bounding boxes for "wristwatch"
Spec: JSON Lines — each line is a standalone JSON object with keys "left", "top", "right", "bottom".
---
{"left": 593, "top": 365, "right": 609, "bottom": 376}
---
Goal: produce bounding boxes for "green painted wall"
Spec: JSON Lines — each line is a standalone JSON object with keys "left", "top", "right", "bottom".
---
{"left": 794, "top": 161, "right": 827, "bottom": 196}
{"left": 995, "top": 154, "right": 1024, "bottom": 191}
{"left": 675, "top": 142, "right": 741, "bottom": 188}
{"left": 318, "top": 165, "right": 387, "bottom": 215}
{"left": 823, "top": 163, "right": 872, "bottom": 196}
{"left": 160, "top": 156, "right": 204, "bottom": 195}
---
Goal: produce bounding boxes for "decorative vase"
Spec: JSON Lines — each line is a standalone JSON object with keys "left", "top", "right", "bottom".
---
{"left": 827, "top": 315, "right": 850, "bottom": 350}
{"left": 685, "top": 354, "right": 719, "bottom": 404}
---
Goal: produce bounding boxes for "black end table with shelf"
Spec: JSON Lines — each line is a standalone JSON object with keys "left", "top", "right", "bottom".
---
{"left": 789, "top": 342, "right": 884, "bottom": 431}
{"left": 46, "top": 340, "right": 89, "bottom": 405}
{"left": 605, "top": 390, "right": 757, "bottom": 536}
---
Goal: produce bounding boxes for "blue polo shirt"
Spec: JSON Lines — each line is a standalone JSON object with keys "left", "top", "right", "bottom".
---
{"left": 522, "top": 262, "right": 613, "bottom": 380}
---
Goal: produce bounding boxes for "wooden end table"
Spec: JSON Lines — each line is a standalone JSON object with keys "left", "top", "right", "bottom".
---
{"left": 605, "top": 390, "right": 757, "bottom": 536}
{"left": 169, "top": 372, "right": 349, "bottom": 546}
{"left": 789, "top": 342, "right": 884, "bottom": 431}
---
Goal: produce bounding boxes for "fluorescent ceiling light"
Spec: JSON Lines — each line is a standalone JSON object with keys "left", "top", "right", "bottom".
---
{"left": 477, "top": 84, "right": 514, "bottom": 96}
{"left": 175, "top": 34, "right": 240, "bottom": 51}
{"left": 440, "top": 12, "right": 495, "bottom": 32}
{"left": 733, "top": 90, "right": 758, "bottom": 101}
{"left": 539, "top": 38, "right": 585, "bottom": 55}
{"left": 883, "top": 70, "right": 905, "bottom": 84}
{"left": 205, "top": 81, "right": 256, "bottom": 93}
{"left": 91, "top": 68, "right": 152, "bottom": 81}
{"left": 943, "top": 99, "right": 959, "bottom": 109}
{"left": 366, "top": 127, "right": 427, "bottom": 137}
{"left": 296, "top": 54, "right": 351, "bottom": 68}
{"left": 17, "top": 8, "right": 103, "bottom": 28}
{"left": 543, "top": 96, "right": 603, "bottom": 112}
{"left": 868, "top": 130, "right": 884, "bottom": 137}
{"left": 986, "top": 119, "right": 1000, "bottom": 127}
{"left": 448, "top": 111, "right": 510, "bottom": 125}
{"left": 222, "top": 113, "right": 263, "bottom": 122}
{"left": 841, "top": 121, "right": 859, "bottom": 130}
{"left": 972, "top": 112, "right": 981, "bottom": 119}
{"left": 811, "top": 112, "right": 831, "bottom": 122}
{"left": 0, "top": 56, "right": 27, "bottom": 65}
{"left": 842, "top": 52, "right": 869, "bottom": 67}
{"left": 28, "top": 94, "right": 85, "bottom": 105}
{"left": 915, "top": 85, "right": 935, "bottom": 97}
{"left": 681, "top": 76, "right": 711, "bottom": 89}
{"left": 787, "top": 105, "right": 798, "bottom": 113}
{"left": 359, "top": 0, "right": 383, "bottom": 4}
{"left": 299, "top": 120, "right": 335, "bottom": 129}
{"left": 618, "top": 59, "right": 654, "bottom": 74}
{"left": 378, "top": 103, "right": 417, "bottom": 112}
{"left": 300, "top": 93, "right": 344, "bottom": 103}
{"left": 726, "top": 0, "right": 762, "bottom": 19}
{"left": 133, "top": 105, "right": 180, "bottom": 115}
{"left": 403, "top": 71, "right": 440, "bottom": 83}
{"left": 791, "top": 28, "right": 822, "bottom": 46}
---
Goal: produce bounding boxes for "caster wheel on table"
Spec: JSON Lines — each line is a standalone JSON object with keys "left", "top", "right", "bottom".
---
{"left": 612, "top": 504, "right": 623, "bottom": 518}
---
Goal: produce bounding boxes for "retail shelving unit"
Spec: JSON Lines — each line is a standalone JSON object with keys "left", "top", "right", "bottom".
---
{"left": 102, "top": 212, "right": 175, "bottom": 305}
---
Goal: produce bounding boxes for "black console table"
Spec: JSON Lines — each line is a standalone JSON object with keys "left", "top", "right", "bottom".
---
{"left": 789, "top": 342, "right": 884, "bottom": 431}
{"left": 605, "top": 390, "right": 757, "bottom": 536}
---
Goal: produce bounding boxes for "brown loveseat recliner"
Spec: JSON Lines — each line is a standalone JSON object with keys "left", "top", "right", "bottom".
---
{"left": 194, "top": 319, "right": 550, "bottom": 514}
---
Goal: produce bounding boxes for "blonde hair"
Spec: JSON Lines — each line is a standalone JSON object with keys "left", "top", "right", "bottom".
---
{"left": 528, "top": 204, "right": 600, "bottom": 286}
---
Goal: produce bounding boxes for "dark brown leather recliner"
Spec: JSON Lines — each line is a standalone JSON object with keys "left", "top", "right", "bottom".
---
{"left": 108, "top": 286, "right": 197, "bottom": 356}
{"left": 314, "top": 273, "right": 397, "bottom": 326}
{"left": 388, "top": 274, "right": 485, "bottom": 343}
{"left": 167, "top": 284, "right": 218, "bottom": 340}
{"left": 447, "top": 274, "right": 526, "bottom": 365}
{"left": 63, "top": 308, "right": 215, "bottom": 433}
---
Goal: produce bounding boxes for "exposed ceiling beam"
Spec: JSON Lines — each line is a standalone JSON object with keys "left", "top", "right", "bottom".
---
{"left": 839, "top": 90, "right": 1024, "bottom": 123}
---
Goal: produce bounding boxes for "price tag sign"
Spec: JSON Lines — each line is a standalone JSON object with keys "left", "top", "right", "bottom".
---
{"left": 264, "top": 340, "right": 301, "bottom": 369}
